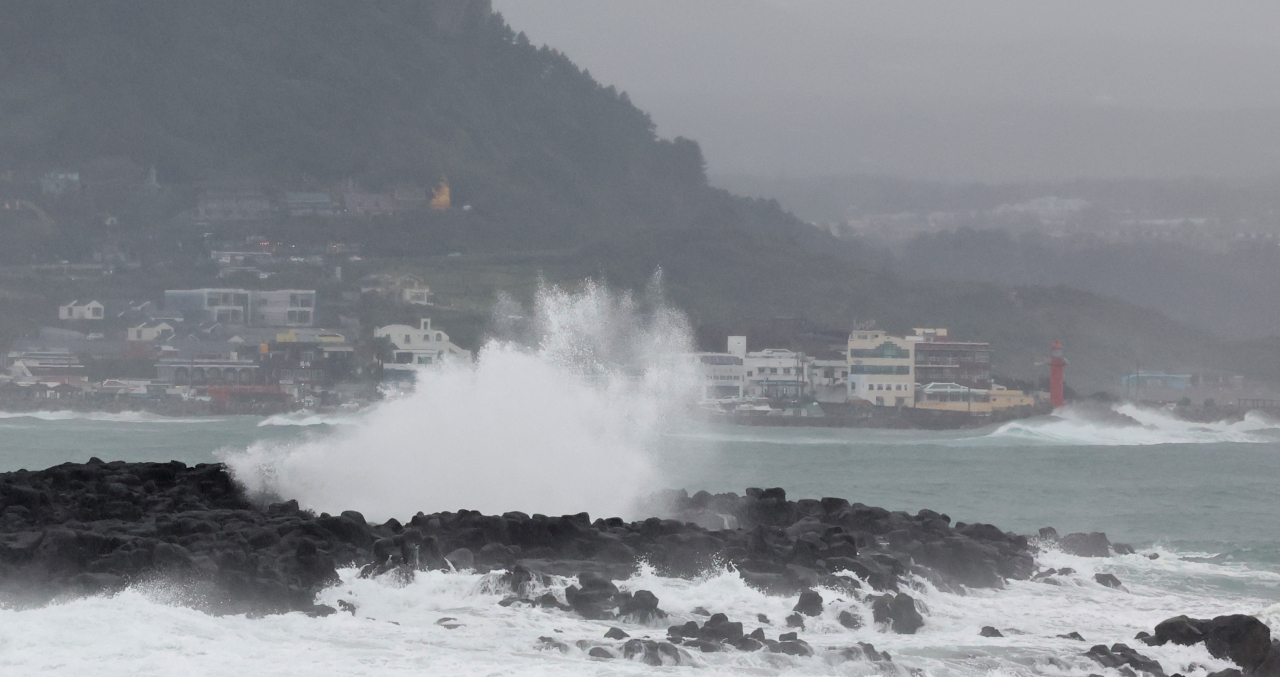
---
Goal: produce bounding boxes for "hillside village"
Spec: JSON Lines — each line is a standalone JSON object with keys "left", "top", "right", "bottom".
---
{"left": 7, "top": 268, "right": 1272, "bottom": 424}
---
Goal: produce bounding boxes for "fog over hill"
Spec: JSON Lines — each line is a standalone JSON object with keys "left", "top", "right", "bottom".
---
{"left": 496, "top": 0, "right": 1280, "bottom": 182}
{"left": 0, "top": 0, "right": 1276, "bottom": 392}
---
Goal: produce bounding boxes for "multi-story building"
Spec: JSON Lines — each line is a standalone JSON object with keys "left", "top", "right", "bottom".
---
{"left": 910, "top": 328, "right": 993, "bottom": 389}
{"left": 164, "top": 289, "right": 317, "bottom": 327}
{"left": 744, "top": 349, "right": 809, "bottom": 400}
{"left": 846, "top": 329, "right": 915, "bottom": 406}
{"left": 688, "top": 353, "right": 746, "bottom": 401}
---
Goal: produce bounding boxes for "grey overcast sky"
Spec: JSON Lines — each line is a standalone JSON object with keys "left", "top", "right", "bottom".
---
{"left": 493, "top": 1, "right": 1280, "bottom": 182}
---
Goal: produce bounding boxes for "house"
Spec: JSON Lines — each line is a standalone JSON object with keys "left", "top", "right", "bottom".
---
{"left": 164, "top": 289, "right": 316, "bottom": 327}
{"left": 909, "top": 328, "right": 993, "bottom": 389}
{"left": 283, "top": 192, "right": 335, "bottom": 217}
{"left": 196, "top": 189, "right": 273, "bottom": 221}
{"left": 342, "top": 191, "right": 396, "bottom": 216}
{"left": 155, "top": 358, "right": 260, "bottom": 386}
{"left": 7, "top": 350, "right": 87, "bottom": 384}
{"left": 60, "top": 300, "right": 105, "bottom": 321}
{"left": 374, "top": 318, "right": 471, "bottom": 369}
{"left": 688, "top": 351, "right": 746, "bottom": 401}
{"left": 129, "top": 321, "right": 177, "bottom": 342}
{"left": 393, "top": 185, "right": 428, "bottom": 210}
{"left": 744, "top": 349, "right": 809, "bottom": 400}
{"left": 914, "top": 382, "right": 1033, "bottom": 414}
{"left": 847, "top": 329, "right": 915, "bottom": 407}
{"left": 807, "top": 359, "right": 850, "bottom": 403}
{"left": 395, "top": 275, "right": 434, "bottom": 306}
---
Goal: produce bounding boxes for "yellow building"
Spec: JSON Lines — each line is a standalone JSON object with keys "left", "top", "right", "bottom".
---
{"left": 847, "top": 329, "right": 915, "bottom": 407}
{"left": 914, "top": 382, "right": 1034, "bottom": 414}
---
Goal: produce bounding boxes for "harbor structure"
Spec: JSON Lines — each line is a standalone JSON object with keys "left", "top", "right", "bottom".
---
{"left": 1050, "top": 340, "right": 1067, "bottom": 407}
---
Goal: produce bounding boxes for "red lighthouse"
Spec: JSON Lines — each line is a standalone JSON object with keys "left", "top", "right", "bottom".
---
{"left": 1049, "top": 340, "right": 1067, "bottom": 408}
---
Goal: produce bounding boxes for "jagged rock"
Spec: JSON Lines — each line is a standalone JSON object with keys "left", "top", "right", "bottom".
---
{"left": 981, "top": 626, "right": 1004, "bottom": 637}
{"left": 1086, "top": 643, "right": 1166, "bottom": 677}
{"left": 1060, "top": 532, "right": 1112, "bottom": 557}
{"left": 1113, "top": 543, "right": 1136, "bottom": 555}
{"left": 838, "top": 610, "right": 862, "bottom": 629}
{"left": 1095, "top": 573, "right": 1124, "bottom": 589}
{"left": 1148, "top": 615, "right": 1273, "bottom": 674}
{"left": 872, "top": 593, "right": 924, "bottom": 634}
{"left": 0, "top": 462, "right": 1039, "bottom": 619}
{"left": 605, "top": 627, "right": 629, "bottom": 640}
{"left": 588, "top": 647, "right": 614, "bottom": 659}
{"left": 622, "top": 638, "right": 683, "bottom": 666}
{"left": 793, "top": 589, "right": 824, "bottom": 616}
{"left": 1060, "top": 632, "right": 1086, "bottom": 641}
{"left": 786, "top": 612, "right": 805, "bottom": 629}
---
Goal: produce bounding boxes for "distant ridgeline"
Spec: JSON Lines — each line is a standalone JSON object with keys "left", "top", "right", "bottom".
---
{"left": 0, "top": 0, "right": 1272, "bottom": 391}
{"left": 0, "top": 0, "right": 718, "bottom": 249}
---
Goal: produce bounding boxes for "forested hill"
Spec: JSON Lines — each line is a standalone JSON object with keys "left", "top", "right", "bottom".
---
{"left": 0, "top": 0, "right": 1270, "bottom": 391}
{"left": 0, "top": 0, "right": 725, "bottom": 246}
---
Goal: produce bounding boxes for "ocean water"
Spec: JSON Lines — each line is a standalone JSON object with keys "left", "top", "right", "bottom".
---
{"left": 2, "top": 404, "right": 1279, "bottom": 676}
{"left": 2, "top": 284, "right": 1278, "bottom": 675}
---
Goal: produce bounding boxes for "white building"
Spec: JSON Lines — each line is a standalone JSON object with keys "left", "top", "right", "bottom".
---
{"left": 807, "top": 359, "right": 850, "bottom": 403}
{"left": 744, "top": 348, "right": 810, "bottom": 399}
{"left": 164, "top": 289, "right": 316, "bottom": 327}
{"left": 128, "top": 320, "right": 177, "bottom": 342}
{"left": 59, "top": 300, "right": 105, "bottom": 321}
{"left": 374, "top": 318, "right": 471, "bottom": 368}
{"left": 688, "top": 353, "right": 746, "bottom": 400}
{"left": 847, "top": 329, "right": 915, "bottom": 407}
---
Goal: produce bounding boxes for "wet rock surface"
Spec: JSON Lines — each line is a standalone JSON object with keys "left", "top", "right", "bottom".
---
{"left": 0, "top": 464, "right": 1036, "bottom": 617}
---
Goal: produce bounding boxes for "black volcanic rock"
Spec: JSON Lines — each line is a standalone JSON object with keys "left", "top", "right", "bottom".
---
{"left": 1148, "top": 615, "right": 1275, "bottom": 674}
{"left": 872, "top": 593, "right": 925, "bottom": 634}
{"left": 0, "top": 461, "right": 1039, "bottom": 618}
{"left": 1060, "top": 532, "right": 1112, "bottom": 557}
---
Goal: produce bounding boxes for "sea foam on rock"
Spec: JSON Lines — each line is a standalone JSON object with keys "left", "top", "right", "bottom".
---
{"left": 1, "top": 463, "right": 1036, "bottom": 623}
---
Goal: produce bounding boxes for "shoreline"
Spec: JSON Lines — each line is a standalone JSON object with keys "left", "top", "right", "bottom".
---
{"left": 1, "top": 459, "right": 1277, "bottom": 673}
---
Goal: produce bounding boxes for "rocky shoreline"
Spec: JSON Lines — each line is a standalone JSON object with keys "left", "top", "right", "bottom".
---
{"left": 1, "top": 460, "right": 1277, "bottom": 673}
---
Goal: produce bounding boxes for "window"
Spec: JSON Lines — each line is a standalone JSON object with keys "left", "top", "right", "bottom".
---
{"left": 769, "top": 368, "right": 777, "bottom": 374}
{"left": 849, "top": 365, "right": 910, "bottom": 375}
{"left": 417, "top": 355, "right": 433, "bottom": 364}
{"left": 436, "top": 333, "right": 443, "bottom": 341}
{"left": 405, "top": 334, "right": 412, "bottom": 344}
{"left": 395, "top": 353, "right": 413, "bottom": 364}
{"left": 850, "top": 342, "right": 911, "bottom": 359}
{"left": 746, "top": 371, "right": 753, "bottom": 377}
{"left": 783, "top": 367, "right": 791, "bottom": 375}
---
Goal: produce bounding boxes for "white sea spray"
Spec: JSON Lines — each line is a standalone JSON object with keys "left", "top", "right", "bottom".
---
{"left": 221, "top": 278, "right": 700, "bottom": 521}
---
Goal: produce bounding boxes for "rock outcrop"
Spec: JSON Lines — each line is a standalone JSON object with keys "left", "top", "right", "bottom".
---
{"left": 1, "top": 462, "right": 1036, "bottom": 617}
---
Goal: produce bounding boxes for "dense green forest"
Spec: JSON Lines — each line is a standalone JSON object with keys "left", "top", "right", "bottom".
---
{"left": 0, "top": 0, "right": 1274, "bottom": 391}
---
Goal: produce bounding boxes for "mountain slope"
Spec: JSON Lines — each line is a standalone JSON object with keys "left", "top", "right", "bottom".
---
{"left": 0, "top": 0, "right": 1270, "bottom": 393}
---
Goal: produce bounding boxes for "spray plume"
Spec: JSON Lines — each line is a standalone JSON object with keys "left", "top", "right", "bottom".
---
{"left": 222, "top": 277, "right": 698, "bottom": 521}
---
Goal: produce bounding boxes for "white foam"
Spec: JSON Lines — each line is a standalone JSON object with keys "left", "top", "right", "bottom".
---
{"left": 221, "top": 279, "right": 700, "bottom": 521}
{"left": 6, "top": 549, "right": 1278, "bottom": 677}
{"left": 257, "top": 410, "right": 368, "bottom": 427}
{"left": 0, "top": 410, "right": 226, "bottom": 424}
{"left": 986, "top": 404, "right": 1280, "bottom": 446}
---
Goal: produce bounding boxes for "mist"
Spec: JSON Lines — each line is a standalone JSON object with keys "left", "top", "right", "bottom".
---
{"left": 495, "top": 0, "right": 1280, "bottom": 182}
